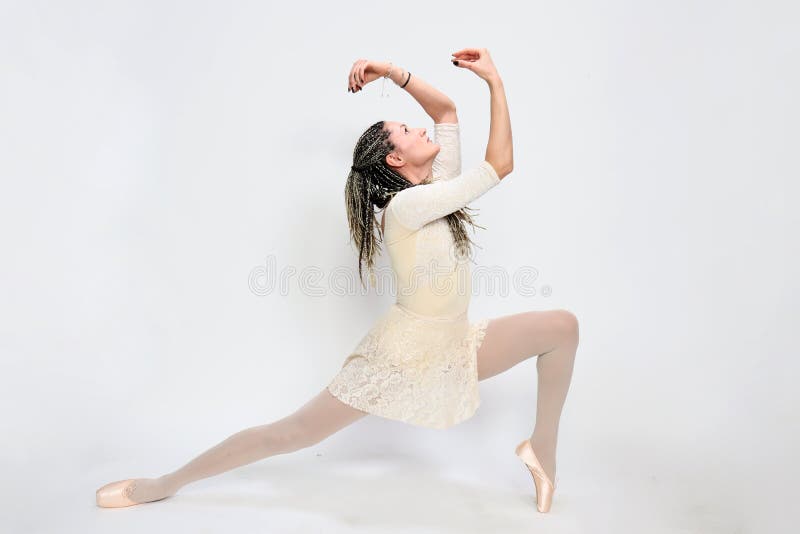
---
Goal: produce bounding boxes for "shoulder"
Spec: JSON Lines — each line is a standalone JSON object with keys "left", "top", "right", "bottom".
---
{"left": 383, "top": 198, "right": 418, "bottom": 241}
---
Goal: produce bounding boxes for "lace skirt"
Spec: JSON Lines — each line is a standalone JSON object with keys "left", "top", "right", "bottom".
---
{"left": 327, "top": 303, "right": 491, "bottom": 430}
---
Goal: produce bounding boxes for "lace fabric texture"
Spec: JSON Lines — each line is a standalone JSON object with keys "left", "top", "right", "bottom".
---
{"left": 389, "top": 160, "right": 499, "bottom": 232}
{"left": 328, "top": 122, "right": 497, "bottom": 429}
{"left": 328, "top": 305, "right": 490, "bottom": 429}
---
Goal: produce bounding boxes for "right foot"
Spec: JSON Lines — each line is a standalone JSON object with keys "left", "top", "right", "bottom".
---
{"left": 528, "top": 439, "right": 557, "bottom": 485}
{"left": 516, "top": 439, "right": 557, "bottom": 513}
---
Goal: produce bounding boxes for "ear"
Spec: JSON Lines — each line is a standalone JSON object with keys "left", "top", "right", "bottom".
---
{"left": 385, "top": 151, "right": 404, "bottom": 168}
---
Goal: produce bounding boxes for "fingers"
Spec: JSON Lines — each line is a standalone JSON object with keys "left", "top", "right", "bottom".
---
{"left": 353, "top": 63, "right": 361, "bottom": 91}
{"left": 349, "top": 71, "right": 360, "bottom": 92}
{"left": 348, "top": 60, "right": 366, "bottom": 93}
{"left": 348, "top": 59, "right": 364, "bottom": 93}
{"left": 452, "top": 48, "right": 481, "bottom": 58}
{"left": 348, "top": 61, "right": 355, "bottom": 92}
{"left": 451, "top": 52, "right": 475, "bottom": 69}
{"left": 357, "top": 60, "right": 366, "bottom": 88}
{"left": 352, "top": 60, "right": 360, "bottom": 91}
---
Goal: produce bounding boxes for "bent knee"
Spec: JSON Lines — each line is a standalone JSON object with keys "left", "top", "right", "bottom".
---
{"left": 555, "top": 309, "right": 579, "bottom": 345}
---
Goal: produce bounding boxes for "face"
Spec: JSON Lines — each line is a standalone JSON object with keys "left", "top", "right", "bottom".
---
{"left": 384, "top": 121, "right": 440, "bottom": 183}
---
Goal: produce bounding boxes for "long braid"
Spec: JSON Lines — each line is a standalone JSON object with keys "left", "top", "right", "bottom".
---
{"left": 345, "top": 120, "right": 487, "bottom": 290}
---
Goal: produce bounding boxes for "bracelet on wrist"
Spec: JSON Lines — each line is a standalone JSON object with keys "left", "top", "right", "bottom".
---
{"left": 380, "top": 62, "right": 411, "bottom": 96}
{"left": 400, "top": 70, "right": 411, "bottom": 89}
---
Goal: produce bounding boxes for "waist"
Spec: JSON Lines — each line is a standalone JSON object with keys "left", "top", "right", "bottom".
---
{"left": 395, "top": 275, "right": 471, "bottom": 319}
{"left": 393, "top": 302, "right": 468, "bottom": 322}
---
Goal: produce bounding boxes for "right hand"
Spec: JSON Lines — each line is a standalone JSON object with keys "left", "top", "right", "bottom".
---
{"left": 347, "top": 59, "right": 389, "bottom": 93}
{"left": 451, "top": 48, "right": 499, "bottom": 81}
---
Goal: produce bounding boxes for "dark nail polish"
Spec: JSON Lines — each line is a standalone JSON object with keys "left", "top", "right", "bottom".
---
{"left": 452, "top": 60, "right": 458, "bottom": 66}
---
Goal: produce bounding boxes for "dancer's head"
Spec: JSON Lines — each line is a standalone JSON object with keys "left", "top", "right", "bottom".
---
{"left": 381, "top": 120, "right": 440, "bottom": 184}
{"left": 345, "top": 120, "right": 485, "bottom": 289}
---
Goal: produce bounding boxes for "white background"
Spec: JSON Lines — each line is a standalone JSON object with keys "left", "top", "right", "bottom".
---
{"left": 1, "top": 1, "right": 797, "bottom": 532}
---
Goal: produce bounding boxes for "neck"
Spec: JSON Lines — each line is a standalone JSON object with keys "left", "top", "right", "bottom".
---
{"left": 403, "top": 163, "right": 434, "bottom": 185}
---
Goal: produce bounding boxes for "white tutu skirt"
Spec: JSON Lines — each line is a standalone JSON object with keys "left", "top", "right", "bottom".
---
{"left": 327, "top": 303, "right": 491, "bottom": 430}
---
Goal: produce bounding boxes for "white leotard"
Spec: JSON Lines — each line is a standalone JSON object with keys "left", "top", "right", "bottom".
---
{"left": 382, "top": 123, "right": 501, "bottom": 318}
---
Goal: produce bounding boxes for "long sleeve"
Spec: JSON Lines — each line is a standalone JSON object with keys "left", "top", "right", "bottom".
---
{"left": 389, "top": 160, "right": 501, "bottom": 231}
{"left": 430, "top": 123, "right": 461, "bottom": 182}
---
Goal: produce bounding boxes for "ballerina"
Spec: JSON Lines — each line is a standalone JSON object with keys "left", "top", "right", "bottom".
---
{"left": 97, "top": 48, "right": 578, "bottom": 514}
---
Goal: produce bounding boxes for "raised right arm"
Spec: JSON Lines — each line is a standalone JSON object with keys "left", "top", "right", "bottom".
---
{"left": 388, "top": 69, "right": 512, "bottom": 230}
{"left": 484, "top": 75, "right": 513, "bottom": 178}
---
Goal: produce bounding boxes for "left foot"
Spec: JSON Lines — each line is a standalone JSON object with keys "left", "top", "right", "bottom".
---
{"left": 96, "top": 477, "right": 176, "bottom": 507}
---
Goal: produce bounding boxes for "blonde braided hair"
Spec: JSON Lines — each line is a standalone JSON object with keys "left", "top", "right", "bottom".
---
{"left": 345, "top": 120, "right": 486, "bottom": 290}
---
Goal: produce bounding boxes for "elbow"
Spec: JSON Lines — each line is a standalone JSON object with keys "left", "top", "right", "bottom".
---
{"left": 503, "top": 157, "right": 514, "bottom": 177}
{"left": 486, "top": 158, "right": 513, "bottom": 179}
{"left": 435, "top": 103, "right": 458, "bottom": 124}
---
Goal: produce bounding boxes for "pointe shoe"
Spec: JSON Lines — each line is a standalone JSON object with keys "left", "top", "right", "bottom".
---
{"left": 96, "top": 479, "right": 139, "bottom": 508}
{"left": 515, "top": 439, "right": 556, "bottom": 513}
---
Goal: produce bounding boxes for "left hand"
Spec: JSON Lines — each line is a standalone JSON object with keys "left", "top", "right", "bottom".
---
{"left": 347, "top": 59, "right": 389, "bottom": 93}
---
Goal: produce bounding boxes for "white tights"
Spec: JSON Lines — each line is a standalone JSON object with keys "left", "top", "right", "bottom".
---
{"left": 99, "top": 308, "right": 578, "bottom": 505}
{"left": 475, "top": 308, "right": 580, "bottom": 485}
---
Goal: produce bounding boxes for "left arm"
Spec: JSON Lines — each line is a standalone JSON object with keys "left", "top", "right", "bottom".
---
{"left": 385, "top": 62, "right": 457, "bottom": 123}
{"left": 349, "top": 59, "right": 457, "bottom": 124}
{"left": 348, "top": 59, "right": 460, "bottom": 178}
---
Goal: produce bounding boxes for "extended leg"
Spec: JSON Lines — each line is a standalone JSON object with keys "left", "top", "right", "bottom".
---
{"left": 96, "top": 387, "right": 369, "bottom": 506}
{"left": 476, "top": 309, "right": 579, "bottom": 483}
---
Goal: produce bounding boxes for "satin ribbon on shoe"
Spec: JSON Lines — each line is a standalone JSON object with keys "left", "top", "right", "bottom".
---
{"left": 515, "top": 439, "right": 555, "bottom": 513}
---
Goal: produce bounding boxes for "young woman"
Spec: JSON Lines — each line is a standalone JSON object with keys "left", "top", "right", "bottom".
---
{"left": 96, "top": 48, "right": 578, "bottom": 514}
